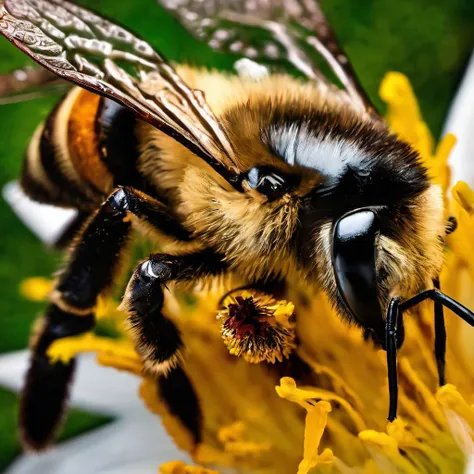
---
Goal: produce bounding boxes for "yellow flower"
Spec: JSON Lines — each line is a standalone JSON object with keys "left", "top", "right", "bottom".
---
{"left": 23, "top": 72, "right": 474, "bottom": 473}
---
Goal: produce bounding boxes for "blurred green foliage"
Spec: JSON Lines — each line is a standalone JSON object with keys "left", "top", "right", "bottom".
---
{"left": 0, "top": 0, "right": 472, "bottom": 470}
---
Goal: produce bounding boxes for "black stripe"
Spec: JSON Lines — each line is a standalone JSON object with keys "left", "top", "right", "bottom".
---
{"left": 20, "top": 152, "right": 58, "bottom": 205}
{"left": 96, "top": 98, "right": 154, "bottom": 192}
{"left": 20, "top": 306, "right": 95, "bottom": 451}
{"left": 20, "top": 354, "right": 76, "bottom": 450}
{"left": 57, "top": 199, "right": 132, "bottom": 309}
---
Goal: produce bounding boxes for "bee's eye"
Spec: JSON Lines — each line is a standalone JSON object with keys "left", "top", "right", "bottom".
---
{"left": 245, "top": 167, "right": 292, "bottom": 200}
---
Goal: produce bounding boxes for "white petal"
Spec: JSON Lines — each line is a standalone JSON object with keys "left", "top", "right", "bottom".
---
{"left": 466, "top": 455, "right": 474, "bottom": 474}
{"left": 2, "top": 181, "right": 77, "bottom": 245}
{"left": 443, "top": 49, "right": 474, "bottom": 188}
{"left": 0, "top": 351, "right": 190, "bottom": 473}
{"left": 6, "top": 416, "right": 187, "bottom": 474}
{"left": 0, "top": 351, "right": 142, "bottom": 416}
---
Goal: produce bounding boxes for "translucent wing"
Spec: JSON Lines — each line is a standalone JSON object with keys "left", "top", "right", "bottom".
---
{"left": 159, "top": 0, "right": 376, "bottom": 114}
{"left": 0, "top": 0, "right": 239, "bottom": 182}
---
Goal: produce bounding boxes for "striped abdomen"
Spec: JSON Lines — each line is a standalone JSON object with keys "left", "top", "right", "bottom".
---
{"left": 22, "top": 87, "right": 144, "bottom": 211}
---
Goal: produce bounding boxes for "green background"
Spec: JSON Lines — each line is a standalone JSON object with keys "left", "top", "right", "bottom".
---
{"left": 0, "top": 0, "right": 473, "bottom": 470}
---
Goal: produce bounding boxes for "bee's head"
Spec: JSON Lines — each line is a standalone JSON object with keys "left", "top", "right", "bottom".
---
{"left": 181, "top": 79, "right": 445, "bottom": 333}
{"left": 313, "top": 181, "right": 445, "bottom": 345}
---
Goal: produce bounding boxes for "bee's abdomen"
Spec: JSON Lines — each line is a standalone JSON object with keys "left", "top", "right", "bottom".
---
{"left": 22, "top": 88, "right": 143, "bottom": 210}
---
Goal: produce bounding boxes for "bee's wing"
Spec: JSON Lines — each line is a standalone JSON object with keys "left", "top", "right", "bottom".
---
{"left": 0, "top": 0, "right": 239, "bottom": 183}
{"left": 159, "top": 0, "right": 376, "bottom": 115}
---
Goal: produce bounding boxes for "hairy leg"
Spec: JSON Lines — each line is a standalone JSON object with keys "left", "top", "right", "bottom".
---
{"left": 21, "top": 186, "right": 193, "bottom": 450}
{"left": 122, "top": 250, "right": 227, "bottom": 373}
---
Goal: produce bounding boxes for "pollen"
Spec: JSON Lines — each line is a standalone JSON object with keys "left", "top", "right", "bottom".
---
{"left": 217, "top": 291, "right": 296, "bottom": 364}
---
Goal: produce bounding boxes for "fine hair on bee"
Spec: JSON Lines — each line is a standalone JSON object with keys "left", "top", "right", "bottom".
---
{"left": 1, "top": 0, "right": 474, "bottom": 452}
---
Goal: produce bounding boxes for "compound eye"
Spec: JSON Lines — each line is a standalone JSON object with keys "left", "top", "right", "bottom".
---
{"left": 245, "top": 167, "right": 292, "bottom": 200}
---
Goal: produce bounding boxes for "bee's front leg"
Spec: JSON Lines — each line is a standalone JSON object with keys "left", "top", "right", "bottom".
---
{"left": 21, "top": 186, "right": 192, "bottom": 451}
{"left": 122, "top": 250, "right": 227, "bottom": 373}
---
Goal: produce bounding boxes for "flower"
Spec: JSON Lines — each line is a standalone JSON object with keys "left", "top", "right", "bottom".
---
{"left": 218, "top": 291, "right": 296, "bottom": 364}
{"left": 22, "top": 72, "right": 474, "bottom": 473}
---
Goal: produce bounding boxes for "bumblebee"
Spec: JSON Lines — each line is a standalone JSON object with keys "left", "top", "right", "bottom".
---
{"left": 1, "top": 0, "right": 474, "bottom": 452}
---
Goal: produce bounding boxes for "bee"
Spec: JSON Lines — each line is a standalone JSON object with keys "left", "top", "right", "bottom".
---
{"left": 1, "top": 0, "right": 474, "bottom": 452}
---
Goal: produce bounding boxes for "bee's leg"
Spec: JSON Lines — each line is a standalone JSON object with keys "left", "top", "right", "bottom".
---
{"left": 21, "top": 187, "right": 192, "bottom": 451}
{"left": 433, "top": 278, "right": 447, "bottom": 386}
{"left": 52, "top": 211, "right": 91, "bottom": 250}
{"left": 156, "top": 364, "right": 202, "bottom": 445}
{"left": 122, "top": 250, "right": 226, "bottom": 374}
{"left": 385, "top": 297, "right": 401, "bottom": 422}
{"left": 122, "top": 250, "right": 226, "bottom": 446}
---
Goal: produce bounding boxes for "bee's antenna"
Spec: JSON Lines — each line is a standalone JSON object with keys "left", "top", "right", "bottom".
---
{"left": 395, "top": 285, "right": 474, "bottom": 418}
{"left": 433, "top": 278, "right": 447, "bottom": 386}
{"left": 385, "top": 297, "right": 401, "bottom": 422}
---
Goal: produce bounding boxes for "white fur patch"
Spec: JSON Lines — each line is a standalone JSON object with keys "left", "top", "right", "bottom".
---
{"left": 268, "top": 124, "right": 370, "bottom": 180}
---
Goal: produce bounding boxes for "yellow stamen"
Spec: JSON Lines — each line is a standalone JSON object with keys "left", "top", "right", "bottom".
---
{"left": 276, "top": 377, "right": 333, "bottom": 474}
{"left": 379, "top": 71, "right": 433, "bottom": 160}
{"left": 358, "top": 430, "right": 419, "bottom": 474}
{"left": 217, "top": 421, "right": 271, "bottom": 457}
{"left": 437, "top": 384, "right": 474, "bottom": 430}
{"left": 47, "top": 333, "right": 138, "bottom": 364}
{"left": 452, "top": 181, "right": 474, "bottom": 215}
{"left": 96, "top": 352, "right": 142, "bottom": 375}
{"left": 432, "top": 134, "right": 456, "bottom": 200}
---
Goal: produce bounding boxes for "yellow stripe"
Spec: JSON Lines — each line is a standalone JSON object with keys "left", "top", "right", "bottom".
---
{"left": 25, "top": 122, "right": 55, "bottom": 193}
{"left": 51, "top": 87, "right": 86, "bottom": 190}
